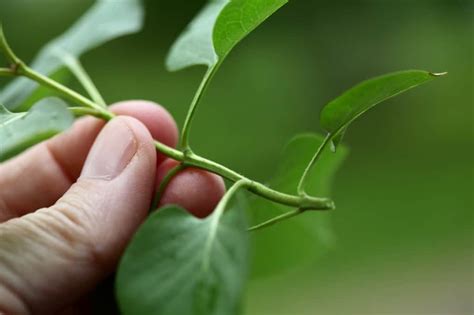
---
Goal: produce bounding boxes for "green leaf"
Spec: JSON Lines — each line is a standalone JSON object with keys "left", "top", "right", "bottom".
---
{"left": 0, "top": 0, "right": 144, "bottom": 110}
{"left": 116, "top": 195, "right": 249, "bottom": 315}
{"left": 166, "top": 0, "right": 287, "bottom": 71}
{"left": 213, "top": 0, "right": 287, "bottom": 59}
{"left": 320, "top": 70, "right": 446, "bottom": 149}
{"left": 0, "top": 97, "right": 73, "bottom": 161}
{"left": 249, "top": 134, "right": 347, "bottom": 276}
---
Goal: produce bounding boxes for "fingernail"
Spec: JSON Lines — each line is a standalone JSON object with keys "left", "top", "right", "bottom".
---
{"left": 81, "top": 118, "right": 137, "bottom": 180}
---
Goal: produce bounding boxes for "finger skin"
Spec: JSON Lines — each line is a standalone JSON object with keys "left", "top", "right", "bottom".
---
{"left": 0, "top": 100, "right": 178, "bottom": 221}
{"left": 0, "top": 117, "right": 156, "bottom": 314}
{"left": 156, "top": 159, "right": 226, "bottom": 218}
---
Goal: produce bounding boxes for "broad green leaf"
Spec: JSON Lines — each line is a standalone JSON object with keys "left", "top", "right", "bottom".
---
{"left": 249, "top": 134, "right": 347, "bottom": 276}
{"left": 165, "top": 0, "right": 227, "bottom": 71}
{"left": 166, "top": 0, "right": 287, "bottom": 71}
{"left": 320, "top": 70, "right": 446, "bottom": 149}
{"left": 116, "top": 195, "right": 249, "bottom": 315}
{"left": 0, "top": 97, "right": 73, "bottom": 161}
{"left": 0, "top": 0, "right": 144, "bottom": 110}
{"left": 213, "top": 0, "right": 287, "bottom": 59}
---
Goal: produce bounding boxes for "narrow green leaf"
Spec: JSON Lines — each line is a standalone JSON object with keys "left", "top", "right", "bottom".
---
{"left": 0, "top": 97, "right": 73, "bottom": 161}
{"left": 116, "top": 195, "right": 249, "bottom": 315}
{"left": 249, "top": 134, "right": 347, "bottom": 276}
{"left": 320, "top": 70, "right": 446, "bottom": 149}
{"left": 166, "top": 0, "right": 287, "bottom": 71}
{"left": 0, "top": 0, "right": 144, "bottom": 110}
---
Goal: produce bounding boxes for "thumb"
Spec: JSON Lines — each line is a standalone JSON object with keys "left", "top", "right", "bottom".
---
{"left": 0, "top": 117, "right": 156, "bottom": 314}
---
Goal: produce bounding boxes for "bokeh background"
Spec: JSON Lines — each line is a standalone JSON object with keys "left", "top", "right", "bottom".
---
{"left": 1, "top": 0, "right": 472, "bottom": 314}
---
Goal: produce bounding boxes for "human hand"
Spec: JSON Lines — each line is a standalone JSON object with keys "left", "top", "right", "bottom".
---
{"left": 0, "top": 101, "right": 225, "bottom": 314}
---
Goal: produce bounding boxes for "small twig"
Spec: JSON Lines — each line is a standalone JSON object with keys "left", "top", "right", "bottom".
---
{"left": 150, "top": 163, "right": 187, "bottom": 211}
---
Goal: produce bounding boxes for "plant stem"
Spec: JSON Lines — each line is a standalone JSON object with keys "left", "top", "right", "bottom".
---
{"left": 151, "top": 163, "right": 187, "bottom": 211}
{"left": 202, "top": 179, "right": 249, "bottom": 271}
{"left": 180, "top": 63, "right": 219, "bottom": 150}
{"left": 149, "top": 146, "right": 334, "bottom": 210}
{"left": 248, "top": 208, "right": 304, "bottom": 232}
{"left": 0, "top": 51, "right": 335, "bottom": 212}
{"left": 0, "top": 24, "right": 21, "bottom": 65}
{"left": 19, "top": 64, "right": 113, "bottom": 120}
{"left": 62, "top": 55, "right": 107, "bottom": 107}
{"left": 69, "top": 107, "right": 104, "bottom": 118}
{"left": 0, "top": 67, "right": 13, "bottom": 76}
{"left": 297, "top": 133, "right": 332, "bottom": 195}
{"left": 214, "top": 179, "right": 250, "bottom": 216}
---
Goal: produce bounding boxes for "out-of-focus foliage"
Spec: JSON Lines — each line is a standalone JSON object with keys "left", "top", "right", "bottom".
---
{"left": 0, "top": 97, "right": 72, "bottom": 161}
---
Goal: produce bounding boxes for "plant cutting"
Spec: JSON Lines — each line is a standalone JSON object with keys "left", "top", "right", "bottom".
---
{"left": 0, "top": 0, "right": 445, "bottom": 314}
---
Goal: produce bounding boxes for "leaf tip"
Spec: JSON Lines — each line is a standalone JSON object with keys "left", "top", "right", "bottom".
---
{"left": 429, "top": 71, "right": 448, "bottom": 77}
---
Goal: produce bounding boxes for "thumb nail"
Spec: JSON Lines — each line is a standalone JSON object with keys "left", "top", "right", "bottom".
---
{"left": 81, "top": 118, "right": 137, "bottom": 180}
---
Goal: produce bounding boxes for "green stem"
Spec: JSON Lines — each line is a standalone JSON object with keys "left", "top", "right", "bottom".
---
{"left": 248, "top": 208, "right": 304, "bottom": 232}
{"left": 297, "top": 133, "right": 332, "bottom": 195}
{"left": 0, "top": 24, "right": 21, "bottom": 65}
{"left": 214, "top": 180, "right": 250, "bottom": 216}
{"left": 180, "top": 63, "right": 219, "bottom": 150}
{"left": 19, "top": 64, "right": 113, "bottom": 120}
{"left": 62, "top": 55, "right": 107, "bottom": 107}
{"left": 202, "top": 179, "right": 249, "bottom": 271}
{"left": 150, "top": 145, "right": 334, "bottom": 210}
{"left": 151, "top": 163, "right": 187, "bottom": 211}
{"left": 0, "top": 67, "right": 13, "bottom": 76}
{"left": 69, "top": 107, "right": 103, "bottom": 118}
{"left": 0, "top": 47, "right": 335, "bottom": 213}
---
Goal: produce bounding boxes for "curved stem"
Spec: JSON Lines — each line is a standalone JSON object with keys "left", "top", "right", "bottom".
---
{"left": 0, "top": 52, "right": 335, "bottom": 213}
{"left": 202, "top": 179, "right": 249, "bottom": 271}
{"left": 297, "top": 133, "right": 332, "bottom": 195}
{"left": 214, "top": 179, "right": 250, "bottom": 216}
{"left": 180, "top": 63, "right": 219, "bottom": 150}
{"left": 0, "top": 24, "right": 21, "bottom": 65}
{"left": 149, "top": 146, "right": 334, "bottom": 210}
{"left": 151, "top": 163, "right": 187, "bottom": 211}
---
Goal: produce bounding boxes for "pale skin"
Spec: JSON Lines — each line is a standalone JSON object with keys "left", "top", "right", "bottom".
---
{"left": 0, "top": 100, "right": 225, "bottom": 314}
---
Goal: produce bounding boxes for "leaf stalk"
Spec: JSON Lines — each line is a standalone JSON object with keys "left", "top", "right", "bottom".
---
{"left": 180, "top": 62, "right": 220, "bottom": 150}
{"left": 297, "top": 133, "right": 332, "bottom": 195}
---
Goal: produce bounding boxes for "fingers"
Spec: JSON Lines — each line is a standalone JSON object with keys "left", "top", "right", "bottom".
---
{"left": 156, "top": 159, "right": 226, "bottom": 218}
{"left": 0, "top": 117, "right": 156, "bottom": 314}
{"left": 0, "top": 100, "right": 178, "bottom": 221}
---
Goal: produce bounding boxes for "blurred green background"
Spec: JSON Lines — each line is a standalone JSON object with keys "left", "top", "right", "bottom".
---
{"left": 1, "top": 0, "right": 472, "bottom": 314}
